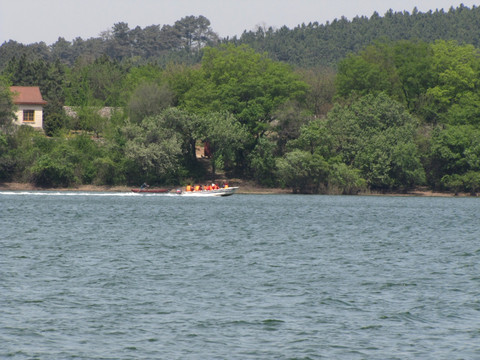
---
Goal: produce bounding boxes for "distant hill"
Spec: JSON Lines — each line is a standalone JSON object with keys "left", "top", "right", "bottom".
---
{"left": 1, "top": 5, "right": 480, "bottom": 69}
{"left": 232, "top": 4, "right": 480, "bottom": 67}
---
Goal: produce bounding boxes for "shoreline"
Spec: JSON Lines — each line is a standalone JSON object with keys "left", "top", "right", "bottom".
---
{"left": 0, "top": 181, "right": 290, "bottom": 195}
{"left": 0, "top": 182, "right": 476, "bottom": 197}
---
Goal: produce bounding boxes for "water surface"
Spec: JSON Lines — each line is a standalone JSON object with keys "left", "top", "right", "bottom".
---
{"left": 1, "top": 192, "right": 479, "bottom": 359}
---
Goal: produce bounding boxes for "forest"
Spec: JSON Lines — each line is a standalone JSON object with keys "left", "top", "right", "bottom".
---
{"left": 1, "top": 6, "right": 480, "bottom": 194}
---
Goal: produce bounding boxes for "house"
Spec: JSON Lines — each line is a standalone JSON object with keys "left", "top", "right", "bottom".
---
{"left": 11, "top": 86, "right": 47, "bottom": 129}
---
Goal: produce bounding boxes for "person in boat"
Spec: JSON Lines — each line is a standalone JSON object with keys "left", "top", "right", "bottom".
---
{"left": 140, "top": 182, "right": 149, "bottom": 190}
{"left": 194, "top": 185, "right": 201, "bottom": 191}
{"left": 186, "top": 184, "right": 192, "bottom": 191}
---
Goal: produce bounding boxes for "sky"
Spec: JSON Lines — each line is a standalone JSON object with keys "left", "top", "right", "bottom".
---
{"left": 1, "top": 0, "right": 478, "bottom": 45}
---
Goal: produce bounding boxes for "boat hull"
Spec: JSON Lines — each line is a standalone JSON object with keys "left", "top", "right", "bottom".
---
{"left": 179, "top": 187, "right": 238, "bottom": 197}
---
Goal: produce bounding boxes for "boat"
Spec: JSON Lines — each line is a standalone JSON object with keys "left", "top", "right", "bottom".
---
{"left": 131, "top": 188, "right": 169, "bottom": 193}
{"left": 177, "top": 187, "right": 238, "bottom": 197}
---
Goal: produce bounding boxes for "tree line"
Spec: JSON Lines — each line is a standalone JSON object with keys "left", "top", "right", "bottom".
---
{"left": 2, "top": 6, "right": 480, "bottom": 69}
{"left": 1, "top": 8, "right": 480, "bottom": 193}
{"left": 0, "top": 15, "right": 217, "bottom": 70}
{"left": 234, "top": 4, "right": 480, "bottom": 67}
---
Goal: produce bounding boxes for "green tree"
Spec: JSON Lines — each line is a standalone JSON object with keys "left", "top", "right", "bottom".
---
{"left": 0, "top": 76, "right": 16, "bottom": 132}
{"left": 29, "top": 154, "right": 77, "bottom": 187}
{"left": 182, "top": 44, "right": 308, "bottom": 135}
{"left": 392, "top": 40, "right": 435, "bottom": 112}
{"left": 121, "top": 115, "right": 184, "bottom": 184}
{"left": 297, "top": 66, "right": 336, "bottom": 117}
{"left": 428, "top": 124, "right": 480, "bottom": 188}
{"left": 276, "top": 150, "right": 329, "bottom": 193}
{"left": 327, "top": 163, "right": 367, "bottom": 195}
{"left": 157, "top": 108, "right": 199, "bottom": 165}
{"left": 426, "top": 40, "right": 480, "bottom": 124}
{"left": 247, "top": 137, "right": 277, "bottom": 186}
{"left": 287, "top": 93, "right": 425, "bottom": 191}
{"left": 66, "top": 55, "right": 126, "bottom": 107}
{"left": 127, "top": 82, "right": 173, "bottom": 123}
{"left": 328, "top": 93, "right": 425, "bottom": 189}
{"left": 174, "top": 15, "right": 218, "bottom": 51}
{"left": 196, "top": 112, "right": 249, "bottom": 181}
{"left": 336, "top": 42, "right": 402, "bottom": 101}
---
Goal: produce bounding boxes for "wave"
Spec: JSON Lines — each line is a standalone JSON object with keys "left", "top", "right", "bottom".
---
{"left": 0, "top": 191, "right": 171, "bottom": 197}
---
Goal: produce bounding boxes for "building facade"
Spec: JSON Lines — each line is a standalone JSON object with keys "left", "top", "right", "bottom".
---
{"left": 11, "top": 86, "right": 47, "bottom": 129}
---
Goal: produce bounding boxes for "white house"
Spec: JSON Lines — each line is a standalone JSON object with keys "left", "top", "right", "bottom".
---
{"left": 11, "top": 86, "right": 47, "bottom": 129}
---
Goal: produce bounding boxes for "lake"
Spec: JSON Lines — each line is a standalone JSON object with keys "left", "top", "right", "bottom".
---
{"left": 1, "top": 192, "right": 479, "bottom": 359}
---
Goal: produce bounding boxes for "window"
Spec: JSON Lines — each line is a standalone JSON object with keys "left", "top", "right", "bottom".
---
{"left": 23, "top": 110, "right": 35, "bottom": 122}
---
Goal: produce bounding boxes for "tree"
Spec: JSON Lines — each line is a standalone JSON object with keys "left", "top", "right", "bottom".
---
{"left": 158, "top": 108, "right": 199, "bottom": 165}
{"left": 182, "top": 44, "right": 308, "bottom": 135}
{"left": 287, "top": 93, "right": 425, "bottom": 191}
{"left": 122, "top": 115, "right": 184, "bottom": 184}
{"left": 196, "top": 112, "right": 249, "bottom": 181}
{"left": 336, "top": 42, "right": 401, "bottom": 101}
{"left": 271, "top": 100, "right": 311, "bottom": 156}
{"left": 426, "top": 40, "right": 480, "bottom": 124}
{"left": 327, "top": 163, "right": 367, "bottom": 195}
{"left": 276, "top": 150, "right": 329, "bottom": 193}
{"left": 66, "top": 55, "right": 126, "bottom": 107}
{"left": 247, "top": 137, "right": 277, "bottom": 186}
{"left": 174, "top": 15, "right": 218, "bottom": 51}
{"left": 107, "top": 22, "right": 132, "bottom": 60}
{"left": 428, "top": 124, "right": 480, "bottom": 188}
{"left": 297, "top": 66, "right": 336, "bottom": 117}
{"left": 327, "top": 93, "right": 425, "bottom": 189}
{"left": 0, "top": 76, "right": 16, "bottom": 132}
{"left": 127, "top": 82, "right": 173, "bottom": 123}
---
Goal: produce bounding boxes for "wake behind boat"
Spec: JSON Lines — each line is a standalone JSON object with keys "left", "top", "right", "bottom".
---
{"left": 131, "top": 188, "right": 169, "bottom": 193}
{"left": 131, "top": 182, "right": 169, "bottom": 193}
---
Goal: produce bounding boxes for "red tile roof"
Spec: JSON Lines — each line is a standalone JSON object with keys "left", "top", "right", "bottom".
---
{"left": 10, "top": 86, "right": 47, "bottom": 105}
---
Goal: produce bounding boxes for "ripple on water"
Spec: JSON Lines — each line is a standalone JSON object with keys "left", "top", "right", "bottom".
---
{"left": 1, "top": 193, "right": 480, "bottom": 359}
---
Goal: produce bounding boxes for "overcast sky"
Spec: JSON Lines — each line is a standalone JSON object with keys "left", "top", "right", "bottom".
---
{"left": 1, "top": 0, "right": 478, "bottom": 45}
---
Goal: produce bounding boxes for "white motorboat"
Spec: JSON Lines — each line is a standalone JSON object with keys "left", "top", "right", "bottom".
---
{"left": 177, "top": 187, "right": 238, "bottom": 197}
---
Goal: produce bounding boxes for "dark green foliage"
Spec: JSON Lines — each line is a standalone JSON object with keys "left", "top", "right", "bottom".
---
{"left": 195, "top": 111, "right": 249, "bottom": 181}
{"left": 2, "top": 6, "right": 480, "bottom": 70}
{"left": 121, "top": 113, "right": 185, "bottom": 184}
{"left": 2, "top": 8, "right": 480, "bottom": 193}
{"left": 0, "top": 132, "right": 15, "bottom": 180}
{"left": 234, "top": 5, "right": 480, "bottom": 68}
{"left": 181, "top": 44, "right": 308, "bottom": 134}
{"left": 428, "top": 125, "right": 480, "bottom": 189}
{"left": 29, "top": 154, "right": 77, "bottom": 187}
{"left": 276, "top": 150, "right": 330, "bottom": 193}
{"left": 0, "top": 16, "right": 216, "bottom": 70}
{"left": 247, "top": 137, "right": 277, "bottom": 186}
{"left": 0, "top": 76, "right": 15, "bottom": 132}
{"left": 128, "top": 83, "right": 173, "bottom": 123}
{"left": 283, "top": 93, "right": 425, "bottom": 192}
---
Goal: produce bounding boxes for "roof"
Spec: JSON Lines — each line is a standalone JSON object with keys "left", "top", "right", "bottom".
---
{"left": 10, "top": 86, "right": 47, "bottom": 105}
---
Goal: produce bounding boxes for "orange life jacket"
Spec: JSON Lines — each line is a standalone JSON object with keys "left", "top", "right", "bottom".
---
{"left": 186, "top": 185, "right": 192, "bottom": 191}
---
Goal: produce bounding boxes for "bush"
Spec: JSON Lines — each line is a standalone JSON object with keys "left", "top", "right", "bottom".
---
{"left": 30, "top": 155, "right": 77, "bottom": 187}
{"left": 93, "top": 157, "right": 124, "bottom": 185}
{"left": 328, "top": 163, "right": 367, "bottom": 194}
{"left": 441, "top": 171, "right": 480, "bottom": 194}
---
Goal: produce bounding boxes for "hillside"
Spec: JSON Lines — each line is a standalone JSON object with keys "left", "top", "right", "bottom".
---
{"left": 1, "top": 5, "right": 480, "bottom": 69}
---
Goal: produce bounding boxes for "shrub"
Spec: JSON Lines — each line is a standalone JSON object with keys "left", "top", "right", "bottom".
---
{"left": 30, "top": 155, "right": 77, "bottom": 187}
